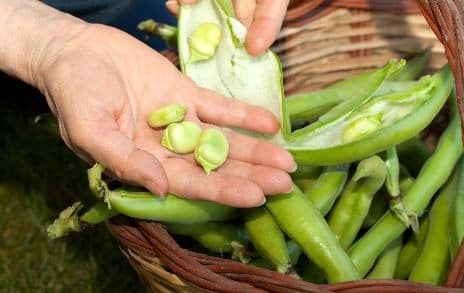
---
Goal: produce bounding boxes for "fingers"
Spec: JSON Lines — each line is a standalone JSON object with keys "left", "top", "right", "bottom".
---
{"left": 232, "top": 0, "right": 256, "bottom": 28}
{"left": 224, "top": 130, "right": 296, "bottom": 172}
{"left": 67, "top": 118, "right": 169, "bottom": 196}
{"left": 246, "top": 0, "right": 289, "bottom": 56}
{"left": 194, "top": 88, "right": 280, "bottom": 134}
{"left": 217, "top": 159, "right": 293, "bottom": 195}
{"left": 164, "top": 157, "right": 266, "bottom": 207}
{"left": 165, "top": 0, "right": 179, "bottom": 15}
{"left": 166, "top": 0, "right": 198, "bottom": 15}
{"left": 178, "top": 0, "right": 197, "bottom": 3}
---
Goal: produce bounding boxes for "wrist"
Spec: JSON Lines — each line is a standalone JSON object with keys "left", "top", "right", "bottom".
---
{"left": 0, "top": 0, "right": 88, "bottom": 88}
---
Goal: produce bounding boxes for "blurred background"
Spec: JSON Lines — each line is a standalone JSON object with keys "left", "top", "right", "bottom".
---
{"left": 0, "top": 1, "right": 175, "bottom": 292}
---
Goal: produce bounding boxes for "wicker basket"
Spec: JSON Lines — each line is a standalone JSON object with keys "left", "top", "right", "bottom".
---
{"left": 108, "top": 1, "right": 464, "bottom": 292}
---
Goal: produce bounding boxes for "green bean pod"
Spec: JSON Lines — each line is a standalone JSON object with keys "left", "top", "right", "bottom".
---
{"left": 363, "top": 176, "right": 415, "bottom": 229}
{"left": 395, "top": 216, "right": 430, "bottom": 279}
{"left": 290, "top": 165, "right": 322, "bottom": 181}
{"left": 409, "top": 174, "right": 454, "bottom": 285}
{"left": 249, "top": 240, "right": 302, "bottom": 271}
{"left": 286, "top": 70, "right": 376, "bottom": 122}
{"left": 294, "top": 179, "right": 317, "bottom": 193}
{"left": 389, "top": 49, "right": 431, "bottom": 81}
{"left": 286, "top": 50, "right": 429, "bottom": 122}
{"left": 328, "top": 156, "right": 387, "bottom": 249}
{"left": 349, "top": 95, "right": 463, "bottom": 277}
{"left": 266, "top": 185, "right": 359, "bottom": 283}
{"left": 287, "top": 240, "right": 303, "bottom": 266}
{"left": 109, "top": 189, "right": 238, "bottom": 223}
{"left": 450, "top": 156, "right": 464, "bottom": 261}
{"left": 300, "top": 260, "right": 326, "bottom": 284}
{"left": 287, "top": 65, "right": 452, "bottom": 165}
{"left": 87, "top": 164, "right": 239, "bottom": 224}
{"left": 362, "top": 191, "right": 389, "bottom": 229}
{"left": 305, "top": 164, "right": 350, "bottom": 216}
{"left": 366, "top": 236, "right": 402, "bottom": 279}
{"left": 249, "top": 257, "right": 274, "bottom": 270}
{"left": 164, "top": 222, "right": 249, "bottom": 261}
{"left": 385, "top": 147, "right": 400, "bottom": 197}
{"left": 244, "top": 207, "right": 291, "bottom": 273}
{"left": 397, "top": 137, "right": 433, "bottom": 176}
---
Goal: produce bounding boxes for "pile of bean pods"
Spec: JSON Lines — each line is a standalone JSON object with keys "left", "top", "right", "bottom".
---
{"left": 47, "top": 0, "right": 464, "bottom": 287}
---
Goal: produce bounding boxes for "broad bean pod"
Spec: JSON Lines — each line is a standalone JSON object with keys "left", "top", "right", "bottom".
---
{"left": 366, "top": 236, "right": 402, "bottom": 279}
{"left": 164, "top": 222, "right": 249, "bottom": 262}
{"left": 87, "top": 164, "right": 239, "bottom": 224}
{"left": 328, "top": 156, "right": 387, "bottom": 249}
{"left": 244, "top": 207, "right": 291, "bottom": 273}
{"left": 450, "top": 156, "right": 464, "bottom": 260}
{"left": 287, "top": 66, "right": 453, "bottom": 165}
{"left": 396, "top": 137, "right": 433, "bottom": 176}
{"left": 306, "top": 164, "right": 349, "bottom": 216}
{"left": 266, "top": 185, "right": 359, "bottom": 283}
{"left": 108, "top": 189, "right": 239, "bottom": 224}
{"left": 395, "top": 216, "right": 430, "bottom": 279}
{"left": 409, "top": 174, "right": 454, "bottom": 285}
{"left": 349, "top": 95, "right": 463, "bottom": 276}
{"left": 249, "top": 240, "right": 302, "bottom": 271}
{"left": 294, "top": 179, "right": 317, "bottom": 193}
{"left": 286, "top": 50, "right": 430, "bottom": 122}
{"left": 362, "top": 192, "right": 389, "bottom": 229}
{"left": 290, "top": 165, "right": 322, "bottom": 181}
{"left": 363, "top": 175, "right": 415, "bottom": 229}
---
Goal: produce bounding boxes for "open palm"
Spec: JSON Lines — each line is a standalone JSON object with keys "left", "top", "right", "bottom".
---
{"left": 38, "top": 24, "right": 295, "bottom": 207}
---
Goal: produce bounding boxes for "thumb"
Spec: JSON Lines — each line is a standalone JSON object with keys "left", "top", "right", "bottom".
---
{"left": 246, "top": 0, "right": 289, "bottom": 56}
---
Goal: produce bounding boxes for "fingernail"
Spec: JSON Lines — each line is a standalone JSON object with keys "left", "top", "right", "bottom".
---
{"left": 290, "top": 163, "right": 298, "bottom": 173}
{"left": 285, "top": 184, "right": 294, "bottom": 194}
{"left": 181, "top": 0, "right": 197, "bottom": 4}
{"left": 145, "top": 179, "right": 167, "bottom": 197}
{"left": 281, "top": 151, "right": 297, "bottom": 172}
{"left": 165, "top": 0, "right": 177, "bottom": 8}
{"left": 261, "top": 197, "right": 267, "bottom": 205}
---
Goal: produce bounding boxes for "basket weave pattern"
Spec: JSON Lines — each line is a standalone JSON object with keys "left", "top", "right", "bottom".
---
{"left": 108, "top": 0, "right": 464, "bottom": 292}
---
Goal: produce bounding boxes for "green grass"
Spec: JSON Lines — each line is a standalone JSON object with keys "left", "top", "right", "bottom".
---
{"left": 0, "top": 76, "right": 144, "bottom": 292}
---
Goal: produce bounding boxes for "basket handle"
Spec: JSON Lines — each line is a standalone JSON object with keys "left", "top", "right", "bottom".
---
{"left": 416, "top": 0, "right": 464, "bottom": 138}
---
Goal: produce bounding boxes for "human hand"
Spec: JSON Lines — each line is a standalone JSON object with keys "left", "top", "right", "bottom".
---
{"left": 166, "top": 0, "right": 289, "bottom": 56}
{"left": 35, "top": 24, "right": 295, "bottom": 207}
